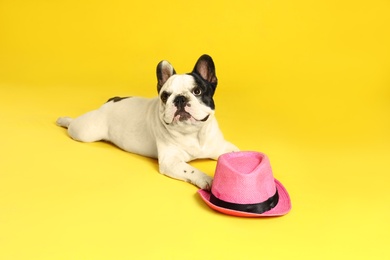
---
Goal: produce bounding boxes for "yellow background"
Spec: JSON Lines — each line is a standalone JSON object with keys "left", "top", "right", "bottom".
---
{"left": 1, "top": 0, "right": 389, "bottom": 259}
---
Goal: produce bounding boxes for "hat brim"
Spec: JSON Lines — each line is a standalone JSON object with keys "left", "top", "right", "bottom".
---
{"left": 198, "top": 179, "right": 291, "bottom": 217}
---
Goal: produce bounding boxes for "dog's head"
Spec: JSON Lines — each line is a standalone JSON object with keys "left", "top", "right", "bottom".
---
{"left": 156, "top": 54, "right": 218, "bottom": 128}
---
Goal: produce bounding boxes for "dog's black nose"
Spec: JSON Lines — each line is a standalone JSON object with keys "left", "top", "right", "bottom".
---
{"left": 173, "top": 95, "right": 187, "bottom": 108}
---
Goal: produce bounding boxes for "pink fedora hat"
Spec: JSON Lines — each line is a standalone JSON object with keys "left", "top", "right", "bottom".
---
{"left": 198, "top": 151, "right": 291, "bottom": 217}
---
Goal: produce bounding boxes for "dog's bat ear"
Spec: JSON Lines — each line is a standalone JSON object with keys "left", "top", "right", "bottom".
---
{"left": 192, "top": 54, "right": 218, "bottom": 87}
{"left": 156, "top": 60, "right": 176, "bottom": 93}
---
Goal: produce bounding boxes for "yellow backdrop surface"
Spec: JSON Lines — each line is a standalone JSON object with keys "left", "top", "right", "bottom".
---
{"left": 1, "top": 0, "right": 389, "bottom": 259}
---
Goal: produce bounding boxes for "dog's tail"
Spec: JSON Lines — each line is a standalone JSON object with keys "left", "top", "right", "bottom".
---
{"left": 56, "top": 117, "right": 73, "bottom": 128}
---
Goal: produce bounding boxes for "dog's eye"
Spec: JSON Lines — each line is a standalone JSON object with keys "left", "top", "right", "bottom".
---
{"left": 161, "top": 91, "right": 171, "bottom": 104}
{"left": 192, "top": 87, "right": 202, "bottom": 96}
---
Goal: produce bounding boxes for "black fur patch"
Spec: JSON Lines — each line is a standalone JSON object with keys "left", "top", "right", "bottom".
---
{"left": 106, "top": 96, "right": 131, "bottom": 103}
{"left": 160, "top": 91, "right": 171, "bottom": 104}
{"left": 189, "top": 73, "right": 216, "bottom": 110}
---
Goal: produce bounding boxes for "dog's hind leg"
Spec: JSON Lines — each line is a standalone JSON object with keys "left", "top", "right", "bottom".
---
{"left": 56, "top": 110, "right": 108, "bottom": 143}
{"left": 56, "top": 116, "right": 73, "bottom": 128}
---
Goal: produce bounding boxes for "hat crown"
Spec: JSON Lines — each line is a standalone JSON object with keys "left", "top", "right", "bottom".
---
{"left": 211, "top": 152, "right": 276, "bottom": 204}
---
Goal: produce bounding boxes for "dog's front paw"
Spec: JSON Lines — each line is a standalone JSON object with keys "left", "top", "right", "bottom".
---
{"left": 159, "top": 159, "right": 214, "bottom": 190}
{"left": 194, "top": 174, "right": 213, "bottom": 191}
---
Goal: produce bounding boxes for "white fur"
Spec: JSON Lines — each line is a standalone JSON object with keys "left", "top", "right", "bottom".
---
{"left": 57, "top": 72, "right": 238, "bottom": 190}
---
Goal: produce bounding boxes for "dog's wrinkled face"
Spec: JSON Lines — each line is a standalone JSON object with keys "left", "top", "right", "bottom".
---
{"left": 159, "top": 74, "right": 213, "bottom": 126}
{"left": 156, "top": 55, "right": 218, "bottom": 128}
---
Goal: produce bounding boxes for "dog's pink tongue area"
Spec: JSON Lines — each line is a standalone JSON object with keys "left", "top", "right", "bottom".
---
{"left": 175, "top": 111, "right": 191, "bottom": 121}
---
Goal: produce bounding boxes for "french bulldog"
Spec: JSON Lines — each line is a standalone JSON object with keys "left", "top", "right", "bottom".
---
{"left": 56, "top": 54, "right": 239, "bottom": 190}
